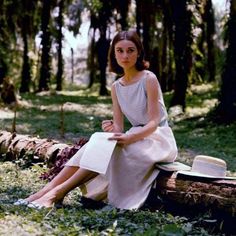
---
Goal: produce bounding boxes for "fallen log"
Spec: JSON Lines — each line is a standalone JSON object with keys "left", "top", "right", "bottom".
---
{"left": 0, "top": 130, "right": 70, "bottom": 164}
{"left": 153, "top": 171, "right": 236, "bottom": 217}
{"left": 0, "top": 130, "right": 235, "bottom": 218}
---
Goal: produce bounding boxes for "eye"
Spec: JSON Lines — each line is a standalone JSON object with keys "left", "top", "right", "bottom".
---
{"left": 127, "top": 48, "right": 135, "bottom": 53}
{"left": 115, "top": 48, "right": 123, "bottom": 53}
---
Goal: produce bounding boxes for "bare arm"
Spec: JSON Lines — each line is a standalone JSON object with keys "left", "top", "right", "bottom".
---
{"left": 102, "top": 83, "right": 124, "bottom": 133}
{"left": 109, "top": 72, "right": 161, "bottom": 145}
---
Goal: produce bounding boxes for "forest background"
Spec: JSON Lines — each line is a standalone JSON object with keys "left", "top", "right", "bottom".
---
{"left": 0, "top": 0, "right": 236, "bottom": 235}
{"left": 0, "top": 0, "right": 236, "bottom": 124}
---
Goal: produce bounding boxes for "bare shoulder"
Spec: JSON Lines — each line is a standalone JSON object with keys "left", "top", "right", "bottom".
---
{"left": 111, "top": 79, "right": 120, "bottom": 95}
{"left": 145, "top": 70, "right": 158, "bottom": 86}
{"left": 111, "top": 79, "right": 119, "bottom": 87}
{"left": 111, "top": 82, "right": 116, "bottom": 93}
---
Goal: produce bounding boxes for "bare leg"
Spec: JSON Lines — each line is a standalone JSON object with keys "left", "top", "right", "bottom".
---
{"left": 26, "top": 166, "right": 79, "bottom": 202}
{"left": 31, "top": 168, "right": 97, "bottom": 208}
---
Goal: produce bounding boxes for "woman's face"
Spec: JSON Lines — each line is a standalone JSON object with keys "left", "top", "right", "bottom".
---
{"left": 114, "top": 40, "right": 139, "bottom": 70}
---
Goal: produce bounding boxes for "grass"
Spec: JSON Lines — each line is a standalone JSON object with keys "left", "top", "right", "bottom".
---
{"left": 0, "top": 162, "right": 217, "bottom": 235}
{"left": 0, "top": 82, "right": 236, "bottom": 235}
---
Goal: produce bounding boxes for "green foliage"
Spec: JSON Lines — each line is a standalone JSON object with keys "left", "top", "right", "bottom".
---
{"left": 0, "top": 82, "right": 235, "bottom": 235}
{"left": 1, "top": 82, "right": 236, "bottom": 172}
{"left": 169, "top": 83, "right": 236, "bottom": 172}
{"left": 0, "top": 161, "right": 216, "bottom": 235}
{"left": 84, "top": 0, "right": 103, "bottom": 13}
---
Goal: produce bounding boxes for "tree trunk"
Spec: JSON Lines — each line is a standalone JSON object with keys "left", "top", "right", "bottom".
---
{"left": 87, "top": 31, "right": 96, "bottom": 88}
{"left": 135, "top": 0, "right": 142, "bottom": 35}
{"left": 205, "top": 0, "right": 216, "bottom": 82}
{"left": 38, "top": 0, "right": 52, "bottom": 92}
{"left": 0, "top": 130, "right": 235, "bottom": 217}
{"left": 0, "top": 59, "right": 8, "bottom": 85}
{"left": 115, "top": 0, "right": 130, "bottom": 30}
{"left": 169, "top": 0, "right": 192, "bottom": 111}
{"left": 20, "top": 26, "right": 31, "bottom": 93}
{"left": 70, "top": 48, "right": 74, "bottom": 84}
{"left": 135, "top": 0, "right": 156, "bottom": 62}
{"left": 215, "top": 0, "right": 236, "bottom": 123}
{"left": 56, "top": 0, "right": 64, "bottom": 91}
{"left": 96, "top": 36, "right": 110, "bottom": 96}
{"left": 160, "top": 22, "right": 168, "bottom": 92}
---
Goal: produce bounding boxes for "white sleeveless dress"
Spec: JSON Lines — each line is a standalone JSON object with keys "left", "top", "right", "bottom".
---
{"left": 66, "top": 71, "right": 178, "bottom": 209}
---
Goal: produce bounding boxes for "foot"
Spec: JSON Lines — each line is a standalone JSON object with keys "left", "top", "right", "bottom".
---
{"left": 24, "top": 189, "right": 49, "bottom": 203}
{"left": 29, "top": 188, "right": 65, "bottom": 208}
{"left": 14, "top": 190, "right": 51, "bottom": 207}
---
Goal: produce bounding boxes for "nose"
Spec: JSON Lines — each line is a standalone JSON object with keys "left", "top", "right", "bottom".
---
{"left": 122, "top": 52, "right": 129, "bottom": 59}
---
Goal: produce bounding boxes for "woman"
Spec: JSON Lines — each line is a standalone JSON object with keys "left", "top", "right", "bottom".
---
{"left": 14, "top": 30, "right": 178, "bottom": 210}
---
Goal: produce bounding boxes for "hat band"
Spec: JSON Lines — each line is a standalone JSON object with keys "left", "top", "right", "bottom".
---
{"left": 191, "top": 160, "right": 226, "bottom": 177}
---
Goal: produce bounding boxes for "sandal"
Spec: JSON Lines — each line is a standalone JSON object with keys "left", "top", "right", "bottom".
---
{"left": 13, "top": 199, "right": 29, "bottom": 206}
{"left": 27, "top": 201, "right": 47, "bottom": 210}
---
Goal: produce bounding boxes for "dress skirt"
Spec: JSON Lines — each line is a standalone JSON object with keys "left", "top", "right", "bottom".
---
{"left": 65, "top": 126, "right": 178, "bottom": 210}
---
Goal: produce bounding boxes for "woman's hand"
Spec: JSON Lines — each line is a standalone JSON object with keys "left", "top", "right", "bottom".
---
{"left": 102, "top": 120, "right": 114, "bottom": 132}
{"left": 108, "top": 133, "right": 134, "bottom": 145}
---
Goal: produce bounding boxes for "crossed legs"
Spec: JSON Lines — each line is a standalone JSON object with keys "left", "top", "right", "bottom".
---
{"left": 25, "top": 166, "right": 97, "bottom": 208}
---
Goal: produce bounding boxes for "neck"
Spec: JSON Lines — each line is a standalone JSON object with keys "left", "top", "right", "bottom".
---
{"left": 123, "top": 68, "right": 139, "bottom": 81}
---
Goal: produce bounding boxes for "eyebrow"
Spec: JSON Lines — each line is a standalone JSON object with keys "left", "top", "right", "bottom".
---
{"left": 115, "top": 46, "right": 136, "bottom": 49}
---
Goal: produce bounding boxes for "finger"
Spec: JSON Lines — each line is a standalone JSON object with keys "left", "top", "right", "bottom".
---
{"left": 105, "top": 125, "right": 113, "bottom": 131}
{"left": 108, "top": 136, "right": 120, "bottom": 141}
{"left": 113, "top": 133, "right": 122, "bottom": 137}
{"left": 102, "top": 122, "right": 112, "bottom": 128}
{"left": 102, "top": 120, "right": 113, "bottom": 125}
{"left": 105, "top": 127, "right": 113, "bottom": 132}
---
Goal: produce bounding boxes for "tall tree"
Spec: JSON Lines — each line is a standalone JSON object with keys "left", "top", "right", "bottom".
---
{"left": 204, "top": 0, "right": 216, "bottom": 82}
{"left": 87, "top": 31, "right": 97, "bottom": 88}
{"left": 192, "top": 1, "right": 207, "bottom": 83}
{"left": 157, "top": 0, "right": 175, "bottom": 92}
{"left": 20, "top": 25, "right": 31, "bottom": 93}
{"left": 0, "top": 0, "right": 12, "bottom": 84}
{"left": 214, "top": 0, "right": 236, "bottom": 123}
{"left": 19, "top": 0, "right": 40, "bottom": 93}
{"left": 66, "top": 0, "right": 83, "bottom": 85}
{"left": 56, "top": 0, "right": 64, "bottom": 91}
{"left": 38, "top": 0, "right": 53, "bottom": 91}
{"left": 113, "top": 0, "right": 130, "bottom": 30}
{"left": 169, "top": 0, "right": 192, "bottom": 110}
{"left": 86, "top": 0, "right": 131, "bottom": 94}
{"left": 54, "top": 0, "right": 82, "bottom": 90}
{"left": 0, "top": 0, "right": 40, "bottom": 92}
{"left": 96, "top": 33, "right": 110, "bottom": 95}
{"left": 135, "top": 0, "right": 156, "bottom": 62}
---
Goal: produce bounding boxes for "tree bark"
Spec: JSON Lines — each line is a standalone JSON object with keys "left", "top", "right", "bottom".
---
{"left": 0, "top": 131, "right": 68, "bottom": 163}
{"left": 0, "top": 131, "right": 235, "bottom": 217}
{"left": 155, "top": 171, "right": 236, "bottom": 217}
{"left": 205, "top": 0, "right": 216, "bottom": 82}
{"left": 56, "top": 0, "right": 64, "bottom": 91}
{"left": 215, "top": 0, "right": 236, "bottom": 123}
{"left": 169, "top": 0, "right": 192, "bottom": 111}
{"left": 20, "top": 26, "right": 31, "bottom": 93}
{"left": 38, "top": 0, "right": 52, "bottom": 92}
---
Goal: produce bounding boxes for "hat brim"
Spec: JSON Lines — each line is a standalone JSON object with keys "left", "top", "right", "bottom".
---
{"left": 177, "top": 170, "right": 236, "bottom": 180}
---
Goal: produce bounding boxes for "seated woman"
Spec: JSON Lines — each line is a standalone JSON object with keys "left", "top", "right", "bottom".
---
{"left": 14, "top": 30, "right": 178, "bottom": 210}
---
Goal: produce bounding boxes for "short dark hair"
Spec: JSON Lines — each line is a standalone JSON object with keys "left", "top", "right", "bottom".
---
{"left": 108, "top": 31, "right": 149, "bottom": 75}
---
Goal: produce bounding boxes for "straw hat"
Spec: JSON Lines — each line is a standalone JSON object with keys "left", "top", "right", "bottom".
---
{"left": 177, "top": 155, "right": 236, "bottom": 179}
